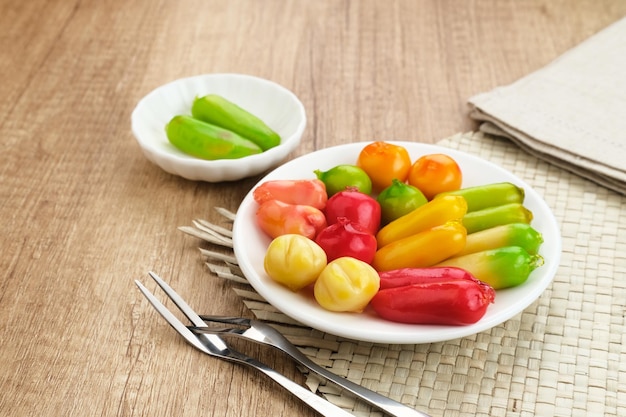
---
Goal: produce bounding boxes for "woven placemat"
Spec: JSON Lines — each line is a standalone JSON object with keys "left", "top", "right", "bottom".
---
{"left": 181, "top": 131, "right": 626, "bottom": 417}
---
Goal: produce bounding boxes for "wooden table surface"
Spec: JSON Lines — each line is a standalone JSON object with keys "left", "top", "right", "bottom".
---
{"left": 2, "top": 1, "right": 625, "bottom": 416}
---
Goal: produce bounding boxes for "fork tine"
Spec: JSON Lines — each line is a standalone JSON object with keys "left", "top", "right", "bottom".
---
{"left": 148, "top": 271, "right": 205, "bottom": 327}
{"left": 135, "top": 280, "right": 209, "bottom": 353}
{"left": 145, "top": 272, "right": 231, "bottom": 352}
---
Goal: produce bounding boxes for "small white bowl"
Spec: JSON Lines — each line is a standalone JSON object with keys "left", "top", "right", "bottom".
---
{"left": 131, "top": 74, "right": 307, "bottom": 182}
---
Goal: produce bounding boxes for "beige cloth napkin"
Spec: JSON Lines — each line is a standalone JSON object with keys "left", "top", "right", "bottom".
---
{"left": 468, "top": 17, "right": 626, "bottom": 196}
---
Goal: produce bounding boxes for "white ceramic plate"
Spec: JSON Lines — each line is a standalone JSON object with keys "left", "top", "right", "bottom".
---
{"left": 131, "top": 73, "right": 306, "bottom": 182}
{"left": 233, "top": 142, "right": 562, "bottom": 344}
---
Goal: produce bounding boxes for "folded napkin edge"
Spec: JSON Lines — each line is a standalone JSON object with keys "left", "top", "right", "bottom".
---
{"left": 473, "top": 120, "right": 626, "bottom": 197}
{"left": 468, "top": 107, "right": 626, "bottom": 178}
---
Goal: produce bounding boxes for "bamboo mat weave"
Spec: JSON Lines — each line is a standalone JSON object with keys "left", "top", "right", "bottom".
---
{"left": 183, "top": 131, "right": 626, "bottom": 417}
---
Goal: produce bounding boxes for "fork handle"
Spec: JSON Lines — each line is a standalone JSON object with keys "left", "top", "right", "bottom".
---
{"left": 281, "top": 345, "right": 432, "bottom": 417}
{"left": 248, "top": 358, "right": 355, "bottom": 417}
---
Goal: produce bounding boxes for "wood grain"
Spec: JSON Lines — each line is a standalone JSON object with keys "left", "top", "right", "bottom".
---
{"left": 1, "top": 0, "right": 624, "bottom": 415}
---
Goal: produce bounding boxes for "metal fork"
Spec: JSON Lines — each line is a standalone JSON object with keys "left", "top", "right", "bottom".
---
{"left": 190, "top": 316, "right": 432, "bottom": 417}
{"left": 135, "top": 271, "right": 354, "bottom": 417}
